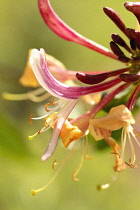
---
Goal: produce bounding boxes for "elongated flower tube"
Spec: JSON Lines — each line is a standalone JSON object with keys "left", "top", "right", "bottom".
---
{"left": 29, "top": 48, "right": 124, "bottom": 161}
{"left": 38, "top": 0, "right": 117, "bottom": 60}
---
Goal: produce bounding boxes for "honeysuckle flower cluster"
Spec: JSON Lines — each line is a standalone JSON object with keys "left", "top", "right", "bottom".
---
{"left": 4, "top": 0, "right": 140, "bottom": 194}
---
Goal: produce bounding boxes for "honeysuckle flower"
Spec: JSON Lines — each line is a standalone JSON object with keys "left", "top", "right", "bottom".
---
{"left": 89, "top": 105, "right": 140, "bottom": 172}
{"left": 4, "top": 0, "right": 140, "bottom": 194}
{"left": 31, "top": 0, "right": 140, "bottom": 192}
{"left": 28, "top": 47, "right": 130, "bottom": 194}
{"left": 29, "top": 48, "right": 127, "bottom": 160}
{"left": 3, "top": 49, "right": 81, "bottom": 102}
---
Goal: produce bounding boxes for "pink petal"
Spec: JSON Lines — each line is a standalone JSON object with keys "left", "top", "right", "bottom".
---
{"left": 38, "top": 0, "right": 117, "bottom": 60}
{"left": 30, "top": 49, "right": 122, "bottom": 100}
{"left": 41, "top": 99, "right": 78, "bottom": 161}
{"left": 125, "top": 2, "right": 140, "bottom": 24}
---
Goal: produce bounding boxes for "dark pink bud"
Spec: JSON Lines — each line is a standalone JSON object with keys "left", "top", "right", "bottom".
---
{"left": 120, "top": 73, "right": 140, "bottom": 83}
{"left": 103, "top": 7, "right": 128, "bottom": 37}
{"left": 118, "top": 56, "right": 130, "bottom": 63}
{"left": 111, "top": 33, "right": 132, "bottom": 53}
{"left": 130, "top": 38, "right": 137, "bottom": 50}
{"left": 124, "top": 2, "right": 140, "bottom": 24}
{"left": 110, "top": 41, "right": 125, "bottom": 57}
{"left": 76, "top": 68, "right": 129, "bottom": 85}
{"left": 126, "top": 28, "right": 140, "bottom": 43}
{"left": 111, "top": 33, "right": 126, "bottom": 47}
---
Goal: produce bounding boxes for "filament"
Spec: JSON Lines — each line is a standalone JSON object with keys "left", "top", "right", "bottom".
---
{"left": 3, "top": 88, "right": 50, "bottom": 102}
{"left": 85, "top": 134, "right": 93, "bottom": 160}
{"left": 31, "top": 141, "right": 79, "bottom": 195}
{"left": 52, "top": 141, "right": 79, "bottom": 170}
{"left": 73, "top": 140, "right": 85, "bottom": 181}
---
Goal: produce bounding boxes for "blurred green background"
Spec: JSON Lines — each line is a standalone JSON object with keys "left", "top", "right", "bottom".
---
{"left": 1, "top": 0, "right": 140, "bottom": 209}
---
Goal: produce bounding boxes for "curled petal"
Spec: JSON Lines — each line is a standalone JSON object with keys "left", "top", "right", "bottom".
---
{"left": 19, "top": 50, "right": 40, "bottom": 87}
{"left": 60, "top": 120, "right": 83, "bottom": 148}
{"left": 30, "top": 49, "right": 122, "bottom": 99}
{"left": 89, "top": 105, "right": 135, "bottom": 140}
{"left": 38, "top": 0, "right": 117, "bottom": 60}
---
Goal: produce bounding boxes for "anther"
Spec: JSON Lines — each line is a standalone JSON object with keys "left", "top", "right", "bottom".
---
{"left": 52, "top": 159, "right": 57, "bottom": 171}
{"left": 97, "top": 183, "right": 110, "bottom": 191}
{"left": 85, "top": 155, "right": 93, "bottom": 160}
{"left": 28, "top": 130, "right": 41, "bottom": 140}
{"left": 124, "top": 162, "right": 137, "bottom": 168}
{"left": 28, "top": 136, "right": 34, "bottom": 140}
{"left": 31, "top": 190, "right": 36, "bottom": 196}
{"left": 37, "top": 130, "right": 41, "bottom": 135}
{"left": 29, "top": 114, "right": 33, "bottom": 125}
{"left": 111, "top": 152, "right": 120, "bottom": 158}
{"left": 45, "top": 98, "right": 55, "bottom": 112}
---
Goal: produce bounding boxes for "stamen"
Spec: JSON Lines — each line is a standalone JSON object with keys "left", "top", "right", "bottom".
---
{"left": 52, "top": 159, "right": 57, "bottom": 171}
{"left": 31, "top": 141, "right": 79, "bottom": 195}
{"left": 2, "top": 88, "right": 50, "bottom": 102}
{"left": 28, "top": 131, "right": 40, "bottom": 140}
{"left": 31, "top": 160, "right": 65, "bottom": 195}
{"left": 104, "top": 137, "right": 126, "bottom": 172}
{"left": 52, "top": 141, "right": 79, "bottom": 170}
{"left": 45, "top": 98, "right": 55, "bottom": 111}
{"left": 72, "top": 140, "right": 84, "bottom": 181}
{"left": 124, "top": 161, "right": 137, "bottom": 168}
{"left": 29, "top": 114, "right": 33, "bottom": 125}
{"left": 97, "top": 183, "right": 110, "bottom": 191}
{"left": 97, "top": 174, "right": 117, "bottom": 191}
{"left": 127, "top": 131, "right": 136, "bottom": 165}
{"left": 85, "top": 135, "right": 93, "bottom": 159}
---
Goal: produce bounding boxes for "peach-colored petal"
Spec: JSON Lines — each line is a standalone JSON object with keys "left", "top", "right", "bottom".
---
{"left": 19, "top": 50, "right": 40, "bottom": 87}
{"left": 89, "top": 105, "right": 135, "bottom": 140}
{"left": 60, "top": 120, "right": 83, "bottom": 148}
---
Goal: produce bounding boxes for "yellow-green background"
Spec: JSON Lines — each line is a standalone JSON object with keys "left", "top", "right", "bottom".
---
{"left": 0, "top": 0, "right": 140, "bottom": 210}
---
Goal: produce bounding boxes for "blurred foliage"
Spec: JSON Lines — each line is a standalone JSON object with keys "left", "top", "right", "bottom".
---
{"left": 1, "top": 0, "right": 140, "bottom": 210}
